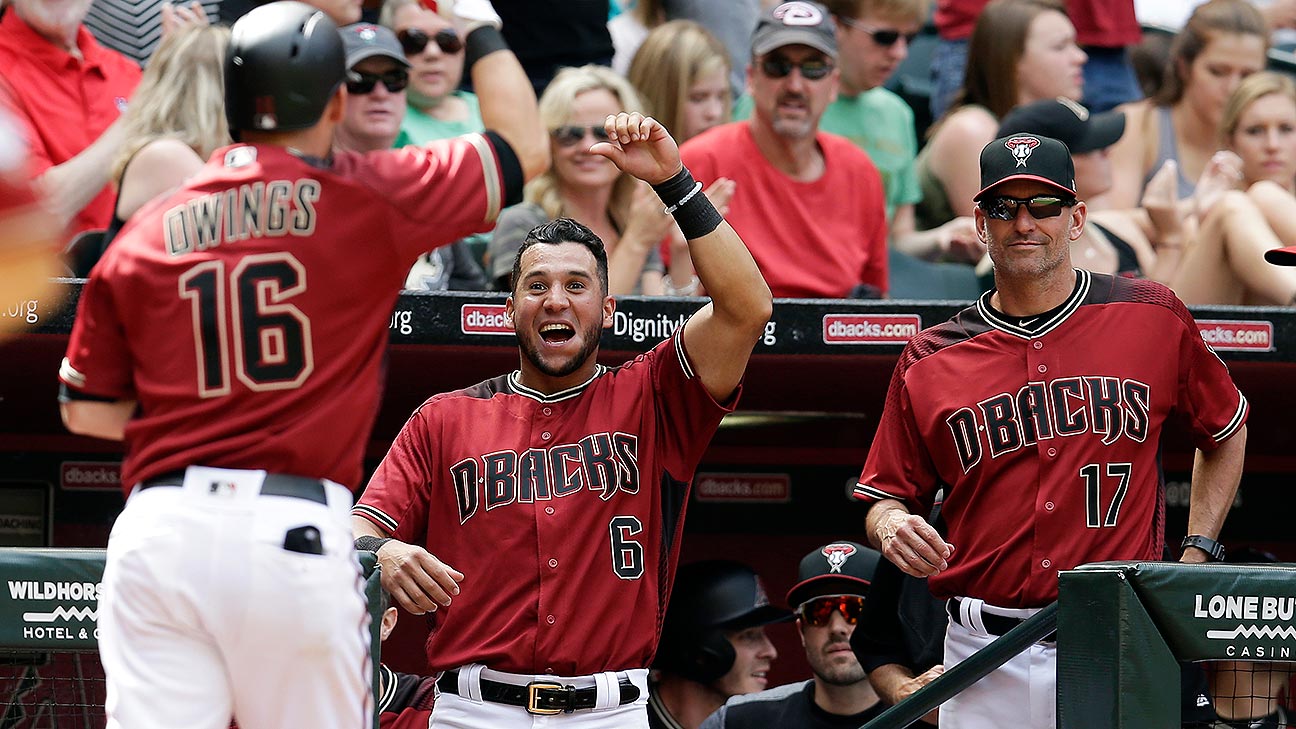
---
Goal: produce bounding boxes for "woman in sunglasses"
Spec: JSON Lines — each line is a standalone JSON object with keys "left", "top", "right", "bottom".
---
{"left": 103, "top": 25, "right": 230, "bottom": 252}
{"left": 487, "top": 65, "right": 670, "bottom": 295}
{"left": 381, "top": 0, "right": 479, "bottom": 145}
{"left": 915, "top": 0, "right": 1087, "bottom": 233}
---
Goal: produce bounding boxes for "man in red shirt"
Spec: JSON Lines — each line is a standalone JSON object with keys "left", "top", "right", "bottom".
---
{"left": 0, "top": 109, "right": 61, "bottom": 341}
{"left": 0, "top": 0, "right": 142, "bottom": 234}
{"left": 679, "top": 1, "right": 888, "bottom": 299}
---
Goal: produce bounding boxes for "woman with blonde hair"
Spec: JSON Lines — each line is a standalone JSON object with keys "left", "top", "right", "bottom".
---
{"left": 104, "top": 24, "right": 230, "bottom": 246}
{"left": 627, "top": 19, "right": 730, "bottom": 143}
{"left": 914, "top": 0, "right": 1087, "bottom": 230}
{"left": 487, "top": 64, "right": 671, "bottom": 295}
{"left": 1103, "top": 0, "right": 1268, "bottom": 210}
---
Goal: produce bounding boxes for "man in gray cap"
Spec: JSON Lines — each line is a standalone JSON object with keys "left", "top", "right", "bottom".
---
{"left": 677, "top": 0, "right": 890, "bottom": 300}
{"left": 336, "top": 22, "right": 412, "bottom": 153}
{"left": 700, "top": 542, "right": 889, "bottom": 729}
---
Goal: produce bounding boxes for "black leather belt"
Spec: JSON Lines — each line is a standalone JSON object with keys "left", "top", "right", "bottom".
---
{"left": 946, "top": 598, "right": 1055, "bottom": 641}
{"left": 436, "top": 670, "right": 641, "bottom": 715}
{"left": 140, "top": 470, "right": 328, "bottom": 506}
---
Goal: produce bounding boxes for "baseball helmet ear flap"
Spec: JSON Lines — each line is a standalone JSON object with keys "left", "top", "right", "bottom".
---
{"left": 674, "top": 628, "right": 736, "bottom": 684}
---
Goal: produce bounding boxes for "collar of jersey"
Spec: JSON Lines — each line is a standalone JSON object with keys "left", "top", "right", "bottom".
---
{"left": 976, "top": 268, "right": 1090, "bottom": 340}
{"left": 376, "top": 664, "right": 396, "bottom": 712}
{"left": 507, "top": 365, "right": 607, "bottom": 403}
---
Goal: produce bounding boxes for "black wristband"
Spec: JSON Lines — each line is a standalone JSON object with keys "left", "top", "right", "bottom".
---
{"left": 464, "top": 26, "right": 509, "bottom": 71}
{"left": 650, "top": 166, "right": 723, "bottom": 240}
{"left": 355, "top": 535, "right": 392, "bottom": 554}
{"left": 1181, "top": 534, "right": 1226, "bottom": 561}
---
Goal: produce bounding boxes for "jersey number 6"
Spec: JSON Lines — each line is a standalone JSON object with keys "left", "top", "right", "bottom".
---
{"left": 609, "top": 515, "right": 644, "bottom": 580}
{"left": 179, "top": 253, "right": 315, "bottom": 397}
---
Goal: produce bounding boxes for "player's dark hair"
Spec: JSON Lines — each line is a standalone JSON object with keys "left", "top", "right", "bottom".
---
{"left": 510, "top": 218, "right": 610, "bottom": 294}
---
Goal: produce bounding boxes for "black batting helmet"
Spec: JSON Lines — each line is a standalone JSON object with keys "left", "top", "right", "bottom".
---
{"left": 654, "top": 561, "right": 791, "bottom": 684}
{"left": 225, "top": 1, "right": 347, "bottom": 138}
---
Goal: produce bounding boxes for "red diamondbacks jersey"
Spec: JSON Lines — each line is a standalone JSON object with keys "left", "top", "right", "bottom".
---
{"left": 60, "top": 137, "right": 513, "bottom": 492}
{"left": 854, "top": 271, "right": 1248, "bottom": 608}
{"left": 353, "top": 334, "right": 736, "bottom": 675}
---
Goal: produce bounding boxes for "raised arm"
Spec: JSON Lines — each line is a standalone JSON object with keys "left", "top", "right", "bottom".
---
{"left": 591, "top": 112, "right": 771, "bottom": 402}
{"left": 448, "top": 1, "right": 548, "bottom": 181}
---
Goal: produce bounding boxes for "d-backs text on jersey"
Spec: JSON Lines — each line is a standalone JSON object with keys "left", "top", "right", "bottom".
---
{"left": 947, "top": 376, "right": 1151, "bottom": 472}
{"left": 452, "top": 432, "right": 640, "bottom": 524}
{"left": 164, "top": 179, "right": 321, "bottom": 255}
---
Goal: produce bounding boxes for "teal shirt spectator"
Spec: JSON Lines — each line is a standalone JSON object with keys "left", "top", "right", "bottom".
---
{"left": 732, "top": 86, "right": 921, "bottom": 221}
{"left": 394, "top": 90, "right": 483, "bottom": 146}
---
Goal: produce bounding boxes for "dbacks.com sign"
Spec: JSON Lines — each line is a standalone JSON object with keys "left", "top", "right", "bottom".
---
{"left": 461, "top": 304, "right": 512, "bottom": 335}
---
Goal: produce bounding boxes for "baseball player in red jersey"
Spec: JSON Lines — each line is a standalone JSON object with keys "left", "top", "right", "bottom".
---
{"left": 0, "top": 108, "right": 62, "bottom": 341}
{"left": 55, "top": 2, "right": 546, "bottom": 728}
{"left": 853, "top": 135, "right": 1248, "bottom": 729}
{"left": 352, "top": 112, "right": 773, "bottom": 728}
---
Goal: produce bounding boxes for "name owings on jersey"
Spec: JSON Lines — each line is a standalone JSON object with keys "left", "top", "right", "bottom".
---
{"left": 164, "top": 179, "right": 321, "bottom": 256}
{"left": 946, "top": 376, "right": 1151, "bottom": 472}
{"left": 451, "top": 432, "right": 640, "bottom": 523}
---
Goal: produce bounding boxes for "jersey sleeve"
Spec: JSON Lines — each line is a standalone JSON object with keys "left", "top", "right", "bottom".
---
{"left": 651, "top": 330, "right": 739, "bottom": 482}
{"left": 1173, "top": 305, "right": 1248, "bottom": 449}
{"left": 59, "top": 265, "right": 136, "bottom": 401}
{"left": 353, "top": 408, "right": 437, "bottom": 542}
{"left": 853, "top": 344, "right": 939, "bottom": 514}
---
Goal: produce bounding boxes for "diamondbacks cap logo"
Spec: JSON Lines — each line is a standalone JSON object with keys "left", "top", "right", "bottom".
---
{"left": 772, "top": 1, "right": 824, "bottom": 25}
{"left": 358, "top": 25, "right": 376, "bottom": 41}
{"left": 822, "top": 543, "right": 857, "bottom": 573}
{"left": 1005, "top": 136, "right": 1041, "bottom": 167}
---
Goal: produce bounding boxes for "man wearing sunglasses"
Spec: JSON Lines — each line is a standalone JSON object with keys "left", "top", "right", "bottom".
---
{"left": 700, "top": 542, "right": 888, "bottom": 729}
{"left": 854, "top": 134, "right": 1248, "bottom": 729}
{"left": 678, "top": 0, "right": 889, "bottom": 299}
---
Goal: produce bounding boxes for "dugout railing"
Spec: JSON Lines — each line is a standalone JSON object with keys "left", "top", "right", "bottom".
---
{"left": 0, "top": 547, "right": 386, "bottom": 728}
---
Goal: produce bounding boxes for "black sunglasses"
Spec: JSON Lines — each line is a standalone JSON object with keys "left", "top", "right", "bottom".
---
{"left": 551, "top": 125, "right": 611, "bottom": 147}
{"left": 798, "top": 594, "right": 866, "bottom": 627}
{"left": 980, "top": 194, "right": 1075, "bottom": 221}
{"left": 759, "top": 55, "right": 834, "bottom": 81}
{"left": 836, "top": 16, "right": 919, "bottom": 47}
{"left": 345, "top": 69, "right": 409, "bottom": 95}
{"left": 397, "top": 27, "right": 462, "bottom": 55}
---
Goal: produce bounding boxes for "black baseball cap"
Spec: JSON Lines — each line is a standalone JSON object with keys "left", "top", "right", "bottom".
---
{"left": 1265, "top": 247, "right": 1296, "bottom": 266}
{"left": 786, "top": 541, "right": 880, "bottom": 610}
{"left": 751, "top": 1, "right": 838, "bottom": 59}
{"left": 974, "top": 134, "right": 1077, "bottom": 202}
{"left": 339, "top": 23, "right": 410, "bottom": 70}
{"left": 665, "top": 560, "right": 792, "bottom": 635}
{"left": 997, "top": 98, "right": 1125, "bottom": 155}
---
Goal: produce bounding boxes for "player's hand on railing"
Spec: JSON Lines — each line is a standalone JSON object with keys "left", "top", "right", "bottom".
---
{"left": 375, "top": 540, "right": 464, "bottom": 615}
{"left": 876, "top": 510, "right": 954, "bottom": 577}
{"left": 905, "top": 665, "right": 945, "bottom": 725}
{"left": 590, "top": 113, "right": 681, "bottom": 186}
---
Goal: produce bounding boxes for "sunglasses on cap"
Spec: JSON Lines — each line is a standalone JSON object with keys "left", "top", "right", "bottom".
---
{"left": 836, "top": 16, "right": 919, "bottom": 47}
{"left": 397, "top": 27, "right": 463, "bottom": 55}
{"left": 980, "top": 194, "right": 1075, "bottom": 221}
{"left": 551, "top": 125, "right": 612, "bottom": 147}
{"left": 346, "top": 69, "right": 409, "bottom": 95}
{"left": 760, "top": 55, "right": 834, "bottom": 81}
{"left": 797, "top": 594, "right": 866, "bottom": 627}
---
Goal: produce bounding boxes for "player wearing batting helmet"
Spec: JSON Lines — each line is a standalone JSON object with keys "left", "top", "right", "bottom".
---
{"left": 57, "top": 2, "right": 546, "bottom": 727}
{"left": 854, "top": 134, "right": 1248, "bottom": 729}
{"left": 352, "top": 111, "right": 773, "bottom": 727}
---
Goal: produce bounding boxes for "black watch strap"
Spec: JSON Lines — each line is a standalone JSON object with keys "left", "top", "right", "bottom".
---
{"left": 1181, "top": 534, "right": 1226, "bottom": 562}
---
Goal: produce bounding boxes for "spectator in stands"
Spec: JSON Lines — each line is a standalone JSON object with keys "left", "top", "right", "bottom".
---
{"left": 626, "top": 19, "right": 736, "bottom": 295}
{"left": 487, "top": 64, "right": 670, "bottom": 294}
{"left": 679, "top": 1, "right": 890, "bottom": 299}
{"left": 610, "top": 0, "right": 761, "bottom": 98}
{"left": 1104, "top": 0, "right": 1268, "bottom": 210}
{"left": 381, "top": 0, "right": 481, "bottom": 145}
{"left": 700, "top": 542, "right": 891, "bottom": 729}
{"left": 0, "top": 0, "right": 143, "bottom": 234}
{"left": 650, "top": 560, "right": 790, "bottom": 729}
{"left": 336, "top": 21, "right": 489, "bottom": 291}
{"left": 0, "top": 110, "right": 63, "bottom": 341}
{"left": 915, "top": 0, "right": 1087, "bottom": 233}
{"left": 931, "top": 0, "right": 1142, "bottom": 118}
{"left": 102, "top": 25, "right": 230, "bottom": 254}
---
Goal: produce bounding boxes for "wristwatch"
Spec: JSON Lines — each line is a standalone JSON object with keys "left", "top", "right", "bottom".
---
{"left": 1181, "top": 535, "right": 1226, "bottom": 562}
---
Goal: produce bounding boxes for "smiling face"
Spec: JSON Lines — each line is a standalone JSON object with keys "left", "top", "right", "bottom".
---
{"left": 748, "top": 44, "right": 840, "bottom": 140}
{"left": 975, "top": 179, "right": 1084, "bottom": 283}
{"left": 506, "top": 241, "right": 613, "bottom": 392}
{"left": 551, "top": 88, "right": 623, "bottom": 192}
{"left": 712, "top": 625, "right": 778, "bottom": 697}
{"left": 1230, "top": 92, "right": 1296, "bottom": 188}
{"left": 1014, "top": 9, "right": 1087, "bottom": 104}
{"left": 798, "top": 606, "right": 866, "bottom": 685}
{"left": 392, "top": 3, "right": 465, "bottom": 109}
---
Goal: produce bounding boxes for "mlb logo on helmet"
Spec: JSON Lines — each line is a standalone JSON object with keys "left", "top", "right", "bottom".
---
{"left": 253, "top": 96, "right": 277, "bottom": 130}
